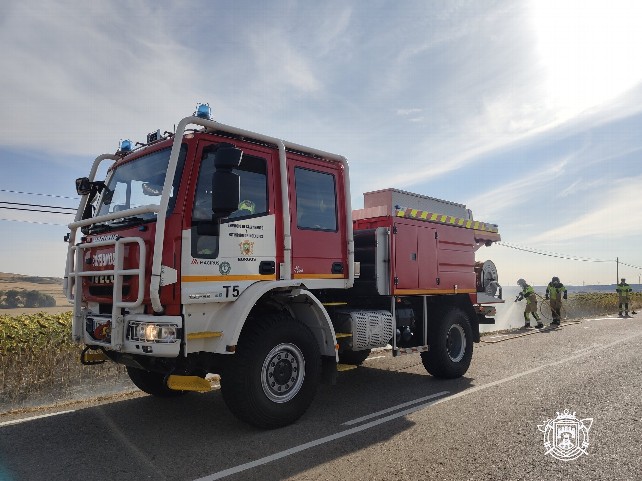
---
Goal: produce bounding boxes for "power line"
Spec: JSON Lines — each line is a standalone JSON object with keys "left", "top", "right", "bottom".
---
{"left": 0, "top": 188, "right": 78, "bottom": 200}
{"left": 497, "top": 241, "right": 642, "bottom": 270}
{"left": 496, "top": 242, "right": 610, "bottom": 262}
{"left": 0, "top": 217, "right": 69, "bottom": 226}
{"left": 619, "top": 261, "right": 642, "bottom": 270}
{"left": 0, "top": 206, "right": 75, "bottom": 215}
{"left": 0, "top": 201, "right": 76, "bottom": 212}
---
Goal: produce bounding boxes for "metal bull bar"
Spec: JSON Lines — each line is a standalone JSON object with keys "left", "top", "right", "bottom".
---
{"left": 68, "top": 236, "right": 147, "bottom": 350}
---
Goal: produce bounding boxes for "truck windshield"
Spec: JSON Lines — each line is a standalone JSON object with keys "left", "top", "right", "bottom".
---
{"left": 91, "top": 146, "right": 185, "bottom": 231}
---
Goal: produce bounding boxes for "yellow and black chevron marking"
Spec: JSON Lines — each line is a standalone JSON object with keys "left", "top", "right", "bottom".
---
{"left": 395, "top": 208, "right": 499, "bottom": 233}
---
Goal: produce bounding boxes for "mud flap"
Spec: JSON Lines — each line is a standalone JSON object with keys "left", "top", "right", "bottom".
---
{"left": 321, "top": 355, "right": 337, "bottom": 385}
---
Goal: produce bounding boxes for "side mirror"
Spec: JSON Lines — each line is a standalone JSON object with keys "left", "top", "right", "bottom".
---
{"left": 211, "top": 145, "right": 242, "bottom": 219}
{"left": 76, "top": 177, "right": 105, "bottom": 196}
{"left": 75, "top": 177, "right": 92, "bottom": 196}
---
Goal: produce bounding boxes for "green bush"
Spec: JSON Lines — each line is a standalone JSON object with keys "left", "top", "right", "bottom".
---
{"left": 0, "top": 289, "right": 56, "bottom": 308}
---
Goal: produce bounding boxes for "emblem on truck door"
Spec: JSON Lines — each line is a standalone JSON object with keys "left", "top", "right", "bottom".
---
{"left": 219, "top": 262, "right": 231, "bottom": 275}
{"left": 239, "top": 240, "right": 254, "bottom": 256}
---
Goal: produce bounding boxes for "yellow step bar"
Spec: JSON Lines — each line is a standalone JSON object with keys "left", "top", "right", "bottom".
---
{"left": 337, "top": 364, "right": 358, "bottom": 372}
{"left": 167, "top": 375, "right": 212, "bottom": 392}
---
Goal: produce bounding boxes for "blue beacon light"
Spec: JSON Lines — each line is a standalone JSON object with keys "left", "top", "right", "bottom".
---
{"left": 119, "top": 139, "right": 133, "bottom": 152}
{"left": 195, "top": 103, "right": 211, "bottom": 120}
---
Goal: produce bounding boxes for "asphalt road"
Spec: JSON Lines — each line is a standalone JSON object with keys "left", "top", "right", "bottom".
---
{"left": 1, "top": 314, "right": 641, "bottom": 481}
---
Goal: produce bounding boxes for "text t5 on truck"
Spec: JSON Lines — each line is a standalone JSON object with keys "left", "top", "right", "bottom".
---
{"left": 65, "top": 104, "right": 503, "bottom": 428}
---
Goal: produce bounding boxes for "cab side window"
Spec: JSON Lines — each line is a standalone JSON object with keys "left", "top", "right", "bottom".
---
{"left": 192, "top": 152, "right": 268, "bottom": 222}
{"left": 295, "top": 167, "right": 337, "bottom": 231}
{"left": 191, "top": 149, "right": 268, "bottom": 258}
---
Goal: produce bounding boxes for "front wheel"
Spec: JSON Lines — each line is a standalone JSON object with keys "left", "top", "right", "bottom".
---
{"left": 421, "top": 308, "right": 473, "bottom": 379}
{"left": 220, "top": 312, "right": 321, "bottom": 429}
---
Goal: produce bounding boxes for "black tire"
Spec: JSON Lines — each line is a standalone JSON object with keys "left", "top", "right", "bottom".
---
{"left": 220, "top": 312, "right": 321, "bottom": 429}
{"left": 421, "top": 308, "right": 473, "bottom": 379}
{"left": 126, "top": 366, "right": 186, "bottom": 397}
{"left": 338, "top": 349, "right": 371, "bottom": 365}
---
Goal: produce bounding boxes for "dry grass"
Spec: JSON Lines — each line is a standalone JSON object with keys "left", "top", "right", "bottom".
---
{"left": 0, "top": 312, "right": 129, "bottom": 412}
{"left": 558, "top": 292, "right": 641, "bottom": 319}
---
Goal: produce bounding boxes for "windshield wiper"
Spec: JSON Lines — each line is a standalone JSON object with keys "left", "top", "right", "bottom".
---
{"left": 84, "top": 223, "right": 110, "bottom": 235}
{"left": 109, "top": 216, "right": 148, "bottom": 228}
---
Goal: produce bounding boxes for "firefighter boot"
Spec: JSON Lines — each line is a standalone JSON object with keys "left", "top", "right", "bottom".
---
{"left": 523, "top": 313, "right": 531, "bottom": 328}
{"left": 551, "top": 319, "right": 560, "bottom": 327}
{"left": 533, "top": 313, "right": 544, "bottom": 329}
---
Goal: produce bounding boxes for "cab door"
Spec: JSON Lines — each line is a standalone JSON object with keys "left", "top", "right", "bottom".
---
{"left": 288, "top": 157, "right": 346, "bottom": 281}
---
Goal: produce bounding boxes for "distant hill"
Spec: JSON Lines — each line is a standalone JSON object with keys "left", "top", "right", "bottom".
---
{"left": 0, "top": 272, "right": 63, "bottom": 285}
{"left": 0, "top": 272, "right": 67, "bottom": 312}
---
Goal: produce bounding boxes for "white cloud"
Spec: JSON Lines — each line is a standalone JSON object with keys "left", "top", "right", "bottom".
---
{"left": 396, "top": 108, "right": 423, "bottom": 116}
{"left": 529, "top": 0, "right": 642, "bottom": 120}
{"left": 0, "top": 0, "right": 201, "bottom": 156}
{"left": 531, "top": 176, "right": 642, "bottom": 242}
{"left": 465, "top": 155, "right": 572, "bottom": 220}
{"left": 247, "top": 29, "right": 322, "bottom": 96}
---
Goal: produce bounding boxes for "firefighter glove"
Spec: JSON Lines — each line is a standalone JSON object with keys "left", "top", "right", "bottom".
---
{"left": 563, "top": 291, "right": 567, "bottom": 299}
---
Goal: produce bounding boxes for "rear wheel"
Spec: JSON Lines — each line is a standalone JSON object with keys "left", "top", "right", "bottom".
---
{"left": 126, "top": 366, "right": 186, "bottom": 397}
{"left": 220, "top": 312, "right": 321, "bottom": 429}
{"left": 421, "top": 308, "right": 473, "bottom": 378}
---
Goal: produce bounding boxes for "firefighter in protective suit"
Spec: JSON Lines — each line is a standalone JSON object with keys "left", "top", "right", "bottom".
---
{"left": 515, "top": 279, "right": 543, "bottom": 328}
{"left": 545, "top": 276, "right": 567, "bottom": 326}
{"left": 616, "top": 278, "right": 635, "bottom": 317}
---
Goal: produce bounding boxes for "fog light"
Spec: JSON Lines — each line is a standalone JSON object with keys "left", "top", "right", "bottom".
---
{"left": 131, "top": 322, "right": 178, "bottom": 343}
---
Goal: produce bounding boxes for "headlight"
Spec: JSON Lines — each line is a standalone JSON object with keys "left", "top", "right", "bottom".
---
{"left": 129, "top": 322, "right": 178, "bottom": 343}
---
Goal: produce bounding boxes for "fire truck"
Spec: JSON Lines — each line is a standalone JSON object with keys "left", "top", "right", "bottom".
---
{"left": 65, "top": 104, "right": 503, "bottom": 428}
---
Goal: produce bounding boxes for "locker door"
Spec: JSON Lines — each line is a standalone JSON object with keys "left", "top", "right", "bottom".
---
{"left": 393, "top": 223, "right": 418, "bottom": 289}
{"left": 418, "top": 226, "right": 439, "bottom": 289}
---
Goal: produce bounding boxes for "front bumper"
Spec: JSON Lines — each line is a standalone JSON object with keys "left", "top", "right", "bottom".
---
{"left": 76, "top": 311, "right": 182, "bottom": 358}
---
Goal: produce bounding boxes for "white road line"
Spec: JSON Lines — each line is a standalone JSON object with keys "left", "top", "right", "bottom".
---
{"left": 193, "top": 329, "right": 642, "bottom": 481}
{"left": 342, "top": 391, "right": 450, "bottom": 426}
{"left": 193, "top": 398, "right": 445, "bottom": 481}
{"left": 0, "top": 410, "right": 75, "bottom": 428}
{"left": 430, "top": 332, "right": 642, "bottom": 409}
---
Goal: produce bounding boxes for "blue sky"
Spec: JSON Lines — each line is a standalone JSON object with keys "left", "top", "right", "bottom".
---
{"left": 1, "top": 0, "right": 642, "bottom": 286}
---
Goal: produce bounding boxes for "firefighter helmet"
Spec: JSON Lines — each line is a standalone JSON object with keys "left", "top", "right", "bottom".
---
{"left": 517, "top": 278, "right": 527, "bottom": 288}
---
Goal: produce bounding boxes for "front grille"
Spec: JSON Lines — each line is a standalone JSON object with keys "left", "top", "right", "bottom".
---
{"left": 87, "top": 275, "right": 132, "bottom": 297}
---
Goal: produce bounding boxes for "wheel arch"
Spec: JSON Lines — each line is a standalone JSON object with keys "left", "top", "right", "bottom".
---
{"left": 222, "top": 281, "right": 338, "bottom": 358}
